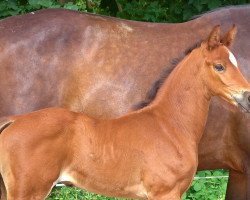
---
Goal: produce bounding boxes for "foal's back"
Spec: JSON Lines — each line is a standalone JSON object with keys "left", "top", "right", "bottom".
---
{"left": 0, "top": 108, "right": 79, "bottom": 166}
{"left": 0, "top": 108, "right": 146, "bottom": 198}
{"left": 0, "top": 108, "right": 88, "bottom": 198}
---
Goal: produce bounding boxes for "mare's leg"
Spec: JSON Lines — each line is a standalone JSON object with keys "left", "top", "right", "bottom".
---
{"left": 246, "top": 167, "right": 250, "bottom": 200}
{"left": 226, "top": 170, "right": 246, "bottom": 200}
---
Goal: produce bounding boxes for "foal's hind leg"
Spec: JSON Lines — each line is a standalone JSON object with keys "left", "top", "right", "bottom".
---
{"left": 2, "top": 169, "right": 56, "bottom": 200}
{"left": 5, "top": 179, "right": 54, "bottom": 200}
{"left": 0, "top": 175, "right": 7, "bottom": 200}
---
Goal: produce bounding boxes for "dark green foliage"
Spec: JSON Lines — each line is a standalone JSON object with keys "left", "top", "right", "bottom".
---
{"left": 116, "top": 0, "right": 249, "bottom": 22}
{"left": 0, "top": 0, "right": 85, "bottom": 19}
{"left": 0, "top": 0, "right": 249, "bottom": 21}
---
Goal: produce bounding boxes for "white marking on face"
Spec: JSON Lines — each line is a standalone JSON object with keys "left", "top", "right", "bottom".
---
{"left": 228, "top": 49, "right": 238, "bottom": 68}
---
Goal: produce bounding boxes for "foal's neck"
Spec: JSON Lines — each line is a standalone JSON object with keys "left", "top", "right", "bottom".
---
{"left": 151, "top": 49, "right": 210, "bottom": 143}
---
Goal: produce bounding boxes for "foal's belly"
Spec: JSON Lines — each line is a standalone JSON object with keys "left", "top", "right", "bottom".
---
{"left": 57, "top": 150, "right": 197, "bottom": 200}
{"left": 57, "top": 169, "right": 148, "bottom": 199}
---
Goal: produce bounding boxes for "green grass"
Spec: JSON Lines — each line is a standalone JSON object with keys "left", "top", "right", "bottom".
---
{"left": 46, "top": 170, "right": 228, "bottom": 200}
{"left": 47, "top": 187, "right": 132, "bottom": 200}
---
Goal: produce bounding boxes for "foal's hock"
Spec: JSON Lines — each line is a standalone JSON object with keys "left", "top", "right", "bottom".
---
{"left": 0, "top": 25, "right": 249, "bottom": 200}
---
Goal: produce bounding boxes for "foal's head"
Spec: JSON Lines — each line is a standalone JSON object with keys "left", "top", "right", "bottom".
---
{"left": 196, "top": 25, "right": 250, "bottom": 112}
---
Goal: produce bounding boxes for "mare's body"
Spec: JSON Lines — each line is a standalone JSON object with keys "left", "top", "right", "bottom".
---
{"left": 1, "top": 7, "right": 250, "bottom": 199}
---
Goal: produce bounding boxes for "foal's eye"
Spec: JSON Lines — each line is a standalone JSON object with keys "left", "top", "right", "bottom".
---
{"left": 214, "top": 64, "right": 225, "bottom": 72}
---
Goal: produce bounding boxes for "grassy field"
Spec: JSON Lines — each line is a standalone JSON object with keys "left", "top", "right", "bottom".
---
{"left": 47, "top": 170, "right": 228, "bottom": 200}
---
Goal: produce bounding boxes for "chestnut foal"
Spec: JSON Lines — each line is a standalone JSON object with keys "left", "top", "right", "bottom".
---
{"left": 0, "top": 26, "right": 250, "bottom": 200}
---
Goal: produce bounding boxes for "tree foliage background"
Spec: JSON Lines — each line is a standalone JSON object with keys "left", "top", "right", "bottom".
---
{"left": 0, "top": 0, "right": 249, "bottom": 22}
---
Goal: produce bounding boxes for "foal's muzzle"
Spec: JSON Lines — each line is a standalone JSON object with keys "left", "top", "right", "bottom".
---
{"left": 233, "top": 91, "right": 250, "bottom": 113}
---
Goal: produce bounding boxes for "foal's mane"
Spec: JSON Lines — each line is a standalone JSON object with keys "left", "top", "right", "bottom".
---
{"left": 133, "top": 41, "right": 201, "bottom": 110}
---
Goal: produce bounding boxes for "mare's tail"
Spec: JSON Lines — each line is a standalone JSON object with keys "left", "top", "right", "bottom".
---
{"left": 0, "top": 118, "right": 14, "bottom": 200}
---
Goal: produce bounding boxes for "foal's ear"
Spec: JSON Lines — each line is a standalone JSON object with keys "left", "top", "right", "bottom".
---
{"left": 221, "top": 25, "right": 237, "bottom": 47}
{"left": 206, "top": 25, "right": 221, "bottom": 50}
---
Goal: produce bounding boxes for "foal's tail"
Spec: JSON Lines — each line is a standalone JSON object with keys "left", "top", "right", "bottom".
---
{"left": 0, "top": 118, "right": 14, "bottom": 200}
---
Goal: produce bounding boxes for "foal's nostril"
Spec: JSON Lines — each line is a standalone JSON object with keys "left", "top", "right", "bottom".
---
{"left": 235, "top": 91, "right": 250, "bottom": 112}
{"left": 244, "top": 91, "right": 250, "bottom": 104}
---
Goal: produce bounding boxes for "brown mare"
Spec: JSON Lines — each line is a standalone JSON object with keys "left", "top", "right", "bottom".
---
{"left": 1, "top": 6, "right": 250, "bottom": 200}
{"left": 0, "top": 26, "right": 249, "bottom": 200}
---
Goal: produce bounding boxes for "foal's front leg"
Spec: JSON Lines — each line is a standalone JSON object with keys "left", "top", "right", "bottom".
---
{"left": 145, "top": 184, "right": 182, "bottom": 200}
{"left": 148, "top": 196, "right": 181, "bottom": 200}
{"left": 147, "top": 192, "right": 181, "bottom": 200}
